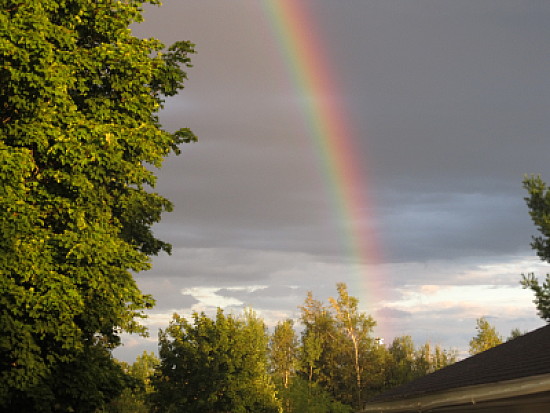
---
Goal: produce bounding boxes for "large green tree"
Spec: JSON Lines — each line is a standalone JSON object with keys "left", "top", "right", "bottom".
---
{"left": 152, "top": 309, "right": 281, "bottom": 413}
{"left": 521, "top": 175, "right": 550, "bottom": 321}
{"left": 7, "top": 344, "right": 136, "bottom": 413}
{"left": 0, "top": 0, "right": 195, "bottom": 409}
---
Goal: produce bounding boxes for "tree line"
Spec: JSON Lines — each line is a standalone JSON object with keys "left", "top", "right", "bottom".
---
{"left": 106, "top": 289, "right": 523, "bottom": 413}
{"left": 2, "top": 278, "right": 460, "bottom": 412}
{"left": 108, "top": 283, "right": 457, "bottom": 413}
{"left": 11, "top": 281, "right": 513, "bottom": 413}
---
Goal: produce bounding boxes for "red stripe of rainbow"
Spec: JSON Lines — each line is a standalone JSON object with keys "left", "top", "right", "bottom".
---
{"left": 260, "top": 0, "right": 388, "bottom": 334}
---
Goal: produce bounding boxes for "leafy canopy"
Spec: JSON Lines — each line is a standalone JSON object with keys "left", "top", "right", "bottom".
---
{"left": 0, "top": 0, "right": 195, "bottom": 408}
{"left": 521, "top": 176, "right": 550, "bottom": 321}
{"left": 153, "top": 309, "right": 281, "bottom": 413}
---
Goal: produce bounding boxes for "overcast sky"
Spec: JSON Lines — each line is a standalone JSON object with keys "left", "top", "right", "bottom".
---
{"left": 115, "top": 0, "right": 550, "bottom": 362}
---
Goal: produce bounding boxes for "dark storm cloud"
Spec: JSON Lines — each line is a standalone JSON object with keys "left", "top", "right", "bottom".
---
{"left": 143, "top": 247, "right": 353, "bottom": 290}
{"left": 134, "top": 0, "right": 550, "bottom": 266}
{"left": 378, "top": 192, "right": 535, "bottom": 261}
{"left": 317, "top": 2, "right": 550, "bottom": 185}
{"left": 309, "top": 1, "right": 550, "bottom": 262}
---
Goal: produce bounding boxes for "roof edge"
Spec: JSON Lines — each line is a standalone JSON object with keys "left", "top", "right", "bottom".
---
{"left": 361, "top": 373, "right": 550, "bottom": 413}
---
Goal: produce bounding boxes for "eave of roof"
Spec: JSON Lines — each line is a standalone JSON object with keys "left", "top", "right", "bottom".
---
{"left": 361, "top": 372, "right": 550, "bottom": 413}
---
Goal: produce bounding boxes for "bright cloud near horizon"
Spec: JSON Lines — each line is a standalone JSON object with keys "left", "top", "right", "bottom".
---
{"left": 115, "top": 0, "right": 550, "bottom": 362}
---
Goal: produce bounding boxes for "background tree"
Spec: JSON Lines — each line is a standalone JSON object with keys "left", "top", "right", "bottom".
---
{"left": 386, "top": 336, "right": 416, "bottom": 387}
{"left": 127, "top": 351, "right": 159, "bottom": 396}
{"left": 270, "top": 319, "right": 299, "bottom": 391}
{"left": 385, "top": 336, "right": 456, "bottom": 391}
{"left": 414, "top": 342, "right": 456, "bottom": 375}
{"left": 296, "top": 284, "right": 386, "bottom": 410}
{"left": 469, "top": 317, "right": 503, "bottom": 355}
{"left": 521, "top": 175, "right": 550, "bottom": 321}
{"left": 0, "top": 0, "right": 195, "bottom": 409}
{"left": 267, "top": 303, "right": 351, "bottom": 413}
{"left": 152, "top": 309, "right": 280, "bottom": 413}
{"left": 299, "top": 291, "right": 335, "bottom": 390}
{"left": 106, "top": 351, "right": 159, "bottom": 413}
{"left": 328, "top": 283, "right": 379, "bottom": 408}
{"left": 507, "top": 328, "right": 525, "bottom": 341}
{"left": 430, "top": 344, "right": 457, "bottom": 372}
{"left": 278, "top": 377, "right": 352, "bottom": 413}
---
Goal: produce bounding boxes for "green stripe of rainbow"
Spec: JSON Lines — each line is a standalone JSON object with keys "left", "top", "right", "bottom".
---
{"left": 260, "top": 0, "right": 388, "bottom": 331}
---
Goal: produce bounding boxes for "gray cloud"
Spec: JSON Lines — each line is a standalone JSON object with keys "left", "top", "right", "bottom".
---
{"left": 140, "top": 0, "right": 550, "bottom": 264}
{"left": 115, "top": 1, "right": 550, "bottom": 361}
{"left": 136, "top": 277, "right": 199, "bottom": 310}
{"left": 216, "top": 285, "right": 305, "bottom": 312}
{"left": 375, "top": 307, "right": 413, "bottom": 320}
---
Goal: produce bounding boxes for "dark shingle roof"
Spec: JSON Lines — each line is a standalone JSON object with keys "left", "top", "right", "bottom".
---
{"left": 370, "top": 323, "right": 550, "bottom": 403}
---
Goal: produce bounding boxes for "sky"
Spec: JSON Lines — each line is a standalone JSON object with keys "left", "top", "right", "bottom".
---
{"left": 115, "top": 0, "right": 550, "bottom": 362}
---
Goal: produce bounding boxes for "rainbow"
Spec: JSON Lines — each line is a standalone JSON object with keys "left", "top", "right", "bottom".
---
{"left": 259, "top": 1, "right": 389, "bottom": 336}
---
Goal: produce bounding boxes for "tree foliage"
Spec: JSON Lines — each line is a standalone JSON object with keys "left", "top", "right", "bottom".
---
{"left": 6, "top": 344, "right": 136, "bottom": 413}
{"left": 523, "top": 176, "right": 550, "bottom": 262}
{"left": 327, "top": 283, "right": 381, "bottom": 407}
{"left": 414, "top": 342, "right": 457, "bottom": 375}
{"left": 297, "top": 284, "right": 386, "bottom": 409}
{"left": 152, "top": 309, "right": 280, "bottom": 413}
{"left": 105, "top": 351, "right": 159, "bottom": 413}
{"left": 266, "top": 284, "right": 456, "bottom": 411}
{"left": 0, "top": 0, "right": 195, "bottom": 409}
{"left": 299, "top": 291, "right": 335, "bottom": 387}
{"left": 386, "top": 336, "right": 456, "bottom": 390}
{"left": 386, "top": 336, "right": 416, "bottom": 386}
{"left": 521, "top": 176, "right": 550, "bottom": 321}
{"left": 507, "top": 328, "right": 525, "bottom": 341}
{"left": 146, "top": 285, "right": 456, "bottom": 413}
{"left": 469, "top": 317, "right": 503, "bottom": 355}
{"left": 276, "top": 377, "right": 352, "bottom": 413}
{"left": 270, "top": 319, "right": 299, "bottom": 391}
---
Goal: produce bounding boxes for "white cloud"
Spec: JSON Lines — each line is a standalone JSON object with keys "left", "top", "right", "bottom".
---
{"left": 181, "top": 286, "right": 245, "bottom": 308}
{"left": 387, "top": 285, "right": 533, "bottom": 313}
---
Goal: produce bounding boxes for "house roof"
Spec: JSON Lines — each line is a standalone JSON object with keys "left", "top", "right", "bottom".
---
{"left": 366, "top": 323, "right": 550, "bottom": 406}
